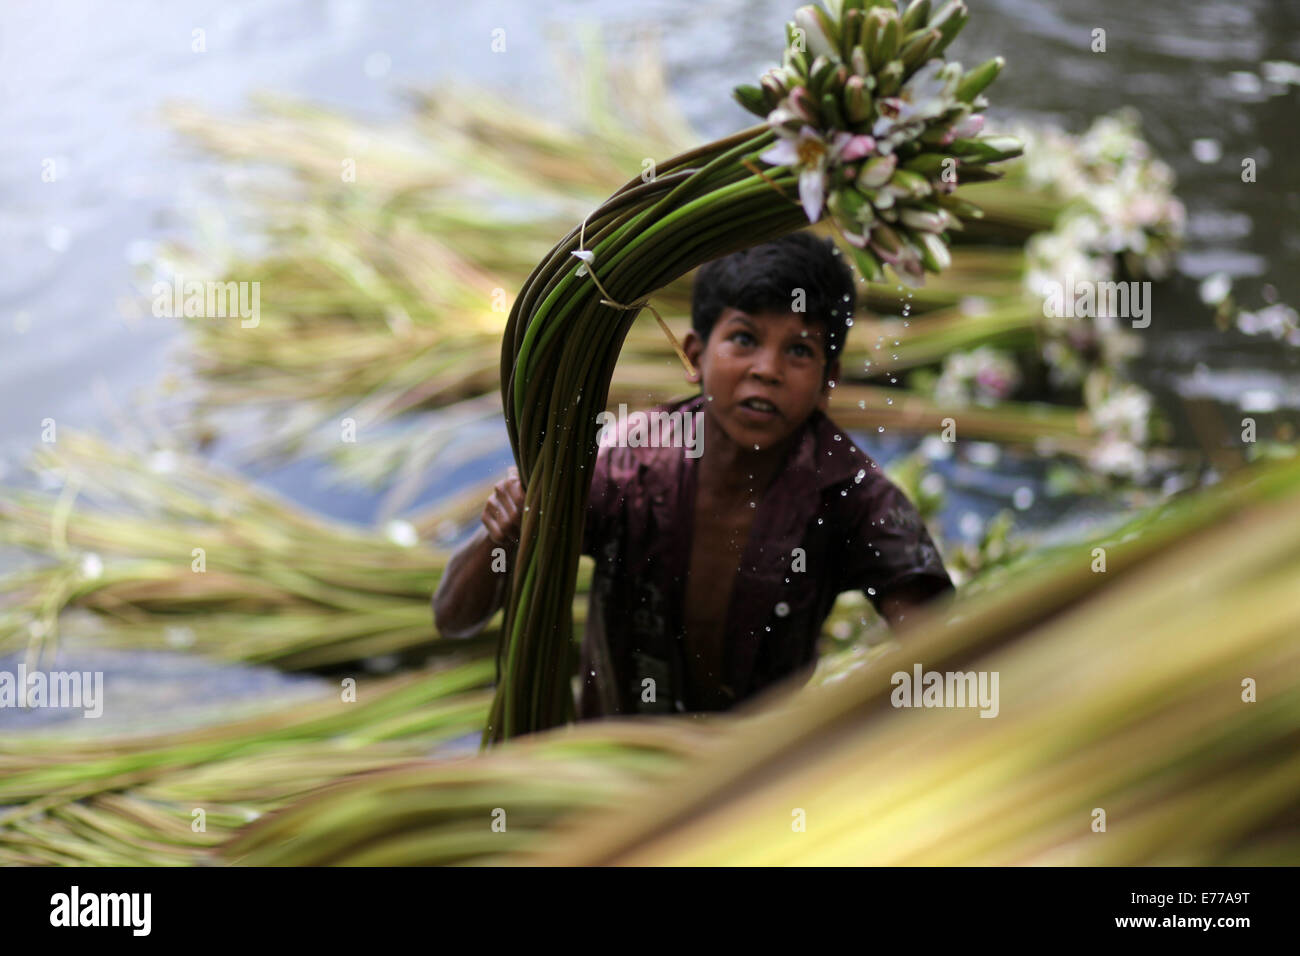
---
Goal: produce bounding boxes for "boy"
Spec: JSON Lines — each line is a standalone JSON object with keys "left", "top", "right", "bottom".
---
{"left": 434, "top": 232, "right": 953, "bottom": 718}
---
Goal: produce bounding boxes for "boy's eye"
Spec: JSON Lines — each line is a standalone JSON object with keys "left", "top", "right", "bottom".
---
{"left": 730, "top": 330, "right": 755, "bottom": 346}
{"left": 789, "top": 343, "right": 814, "bottom": 358}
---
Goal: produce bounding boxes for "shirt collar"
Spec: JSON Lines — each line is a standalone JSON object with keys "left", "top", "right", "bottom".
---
{"left": 640, "top": 394, "right": 869, "bottom": 493}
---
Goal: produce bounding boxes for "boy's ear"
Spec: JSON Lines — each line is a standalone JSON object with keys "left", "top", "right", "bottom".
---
{"left": 682, "top": 329, "right": 704, "bottom": 385}
{"left": 819, "top": 357, "right": 841, "bottom": 411}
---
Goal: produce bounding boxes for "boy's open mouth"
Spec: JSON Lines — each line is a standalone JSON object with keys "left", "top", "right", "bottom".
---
{"left": 737, "top": 395, "right": 782, "bottom": 420}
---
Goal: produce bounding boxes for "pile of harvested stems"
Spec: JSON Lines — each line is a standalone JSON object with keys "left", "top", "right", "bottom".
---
{"left": 0, "top": 661, "right": 492, "bottom": 866}
{"left": 488, "top": 0, "right": 1021, "bottom": 742}
{"left": 220, "top": 720, "right": 720, "bottom": 865}
{"left": 218, "top": 453, "right": 1300, "bottom": 865}
{"left": 0, "top": 432, "right": 494, "bottom": 670}
{"left": 536, "top": 455, "right": 1300, "bottom": 865}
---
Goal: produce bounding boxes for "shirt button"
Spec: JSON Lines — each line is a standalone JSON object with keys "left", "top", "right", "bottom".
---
{"left": 774, "top": 601, "right": 790, "bottom": 618}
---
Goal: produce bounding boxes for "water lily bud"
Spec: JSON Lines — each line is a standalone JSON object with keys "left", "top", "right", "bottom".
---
{"left": 788, "top": 86, "right": 820, "bottom": 123}
{"left": 851, "top": 45, "right": 870, "bottom": 77}
{"left": 809, "top": 55, "right": 837, "bottom": 97}
{"left": 973, "top": 135, "right": 1023, "bottom": 160}
{"left": 956, "top": 56, "right": 1004, "bottom": 102}
{"left": 761, "top": 69, "right": 791, "bottom": 100}
{"left": 901, "top": 152, "right": 957, "bottom": 176}
{"left": 936, "top": 193, "right": 985, "bottom": 219}
{"left": 951, "top": 135, "right": 1019, "bottom": 161}
{"left": 900, "top": 207, "right": 949, "bottom": 232}
{"left": 857, "top": 153, "right": 897, "bottom": 187}
{"left": 876, "top": 13, "right": 900, "bottom": 68}
{"left": 828, "top": 189, "right": 869, "bottom": 232}
{"left": 928, "top": 0, "right": 968, "bottom": 35}
{"left": 930, "top": 1, "right": 969, "bottom": 56}
{"left": 877, "top": 60, "right": 904, "bottom": 96}
{"left": 821, "top": 91, "right": 846, "bottom": 129}
{"left": 863, "top": 9, "right": 890, "bottom": 71}
{"left": 841, "top": 8, "right": 863, "bottom": 59}
{"left": 734, "top": 84, "right": 771, "bottom": 118}
{"left": 901, "top": 0, "right": 931, "bottom": 33}
{"left": 850, "top": 243, "right": 885, "bottom": 282}
{"left": 950, "top": 112, "right": 984, "bottom": 139}
{"left": 871, "top": 222, "right": 904, "bottom": 256}
{"left": 794, "top": 5, "right": 839, "bottom": 61}
{"left": 918, "top": 231, "right": 952, "bottom": 272}
{"left": 858, "top": 184, "right": 894, "bottom": 210}
{"left": 889, "top": 168, "right": 933, "bottom": 197}
{"left": 844, "top": 75, "right": 874, "bottom": 123}
{"left": 950, "top": 164, "right": 1004, "bottom": 183}
{"left": 899, "top": 29, "right": 940, "bottom": 73}
{"left": 766, "top": 106, "right": 804, "bottom": 134}
{"left": 892, "top": 239, "right": 927, "bottom": 287}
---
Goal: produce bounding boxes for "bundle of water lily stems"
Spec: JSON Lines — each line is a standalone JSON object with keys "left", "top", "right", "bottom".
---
{"left": 220, "top": 451, "right": 1300, "bottom": 865}
{"left": 488, "top": 0, "right": 1021, "bottom": 743}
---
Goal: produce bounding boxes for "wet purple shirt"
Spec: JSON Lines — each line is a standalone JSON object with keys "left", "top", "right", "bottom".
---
{"left": 577, "top": 393, "right": 953, "bottom": 720}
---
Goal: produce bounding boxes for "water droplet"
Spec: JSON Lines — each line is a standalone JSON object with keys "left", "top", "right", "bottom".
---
{"left": 857, "top": 399, "right": 866, "bottom": 409}
{"left": 886, "top": 397, "right": 893, "bottom": 405}
{"left": 775, "top": 602, "right": 790, "bottom": 617}
{"left": 877, "top": 425, "right": 885, "bottom": 433}
{"left": 833, "top": 434, "right": 842, "bottom": 441}
{"left": 867, "top": 587, "right": 876, "bottom": 596}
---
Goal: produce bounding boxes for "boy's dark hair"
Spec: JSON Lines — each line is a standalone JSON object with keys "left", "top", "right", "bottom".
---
{"left": 690, "top": 231, "right": 857, "bottom": 364}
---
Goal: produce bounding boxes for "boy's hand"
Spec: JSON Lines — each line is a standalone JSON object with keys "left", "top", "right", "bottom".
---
{"left": 482, "top": 467, "right": 524, "bottom": 546}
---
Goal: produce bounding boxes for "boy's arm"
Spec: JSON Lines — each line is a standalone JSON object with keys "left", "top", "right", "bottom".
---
{"left": 840, "top": 475, "right": 954, "bottom": 630}
{"left": 878, "top": 576, "right": 951, "bottom": 629}
{"left": 432, "top": 469, "right": 522, "bottom": 639}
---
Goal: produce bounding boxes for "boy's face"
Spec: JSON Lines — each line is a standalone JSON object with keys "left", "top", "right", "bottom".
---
{"left": 683, "top": 307, "right": 841, "bottom": 452}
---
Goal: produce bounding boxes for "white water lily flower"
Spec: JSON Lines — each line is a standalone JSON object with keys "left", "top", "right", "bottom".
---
{"left": 760, "top": 125, "right": 875, "bottom": 223}
{"left": 1091, "top": 383, "right": 1152, "bottom": 445}
{"left": 872, "top": 60, "right": 959, "bottom": 148}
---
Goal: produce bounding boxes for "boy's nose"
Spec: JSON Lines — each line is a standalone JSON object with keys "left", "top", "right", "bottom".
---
{"left": 748, "top": 349, "right": 782, "bottom": 383}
